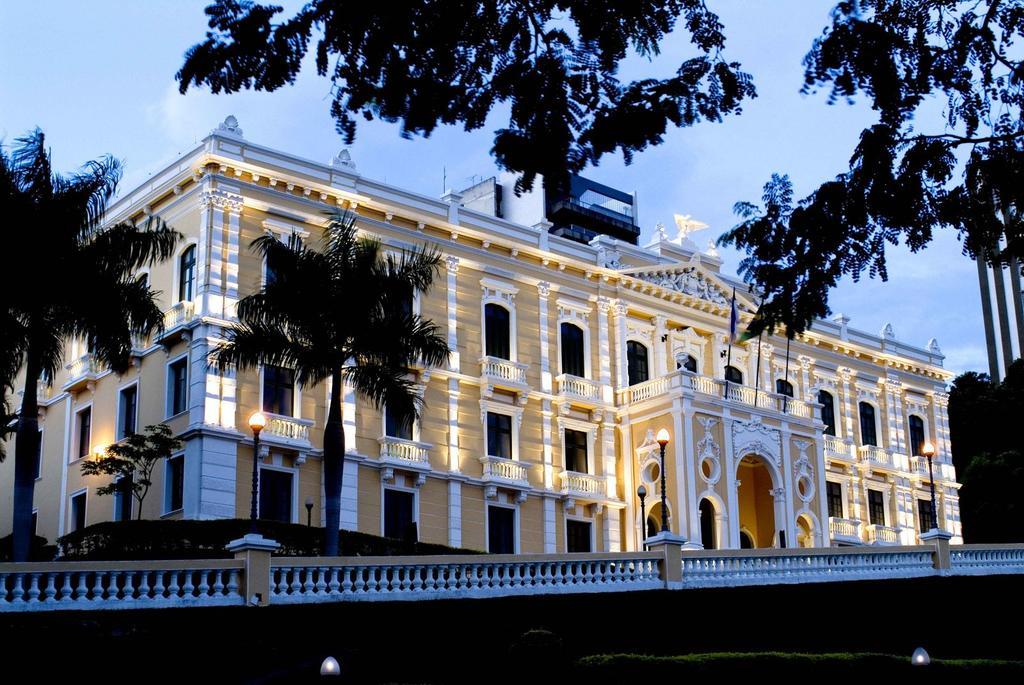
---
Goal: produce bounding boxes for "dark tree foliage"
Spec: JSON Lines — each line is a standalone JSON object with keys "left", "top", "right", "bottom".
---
{"left": 948, "top": 359, "right": 1024, "bottom": 542}
{"left": 176, "top": 0, "right": 755, "bottom": 193}
{"left": 721, "top": 0, "right": 1024, "bottom": 334}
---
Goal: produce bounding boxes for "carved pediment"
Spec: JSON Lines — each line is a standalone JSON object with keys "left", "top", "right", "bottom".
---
{"left": 620, "top": 260, "right": 753, "bottom": 311}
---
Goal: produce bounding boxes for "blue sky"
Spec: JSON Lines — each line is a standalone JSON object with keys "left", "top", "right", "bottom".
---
{"left": 0, "top": 1, "right": 986, "bottom": 374}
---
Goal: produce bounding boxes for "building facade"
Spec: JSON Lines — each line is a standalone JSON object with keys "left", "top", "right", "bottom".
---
{"left": 1, "top": 117, "right": 962, "bottom": 553}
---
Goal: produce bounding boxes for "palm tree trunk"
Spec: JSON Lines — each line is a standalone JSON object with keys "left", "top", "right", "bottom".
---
{"left": 11, "top": 350, "right": 41, "bottom": 562}
{"left": 322, "top": 368, "right": 345, "bottom": 556}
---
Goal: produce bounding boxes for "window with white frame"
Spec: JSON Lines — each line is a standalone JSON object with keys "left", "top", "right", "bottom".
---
{"left": 167, "top": 356, "right": 189, "bottom": 417}
{"left": 118, "top": 383, "right": 138, "bottom": 440}
{"left": 178, "top": 245, "right": 196, "bottom": 302}
{"left": 564, "top": 428, "right": 589, "bottom": 473}
{"left": 486, "top": 411, "right": 513, "bottom": 460}
{"left": 627, "top": 341, "right": 649, "bottom": 385}
{"left": 165, "top": 455, "right": 184, "bottom": 513}
{"left": 566, "top": 518, "right": 593, "bottom": 553}
{"left": 487, "top": 504, "right": 516, "bottom": 554}
{"left": 859, "top": 401, "right": 878, "bottom": 446}
{"left": 908, "top": 414, "right": 927, "bottom": 456}
{"left": 818, "top": 390, "right": 836, "bottom": 436}
{"left": 259, "top": 467, "right": 294, "bottom": 523}
{"left": 69, "top": 490, "right": 87, "bottom": 532}
{"left": 33, "top": 428, "right": 43, "bottom": 480}
{"left": 383, "top": 488, "right": 416, "bottom": 540}
{"left": 560, "top": 322, "right": 586, "bottom": 378}
{"left": 262, "top": 365, "right": 295, "bottom": 416}
{"left": 484, "top": 303, "right": 511, "bottom": 360}
{"left": 384, "top": 403, "right": 414, "bottom": 441}
{"left": 114, "top": 476, "right": 133, "bottom": 522}
{"left": 75, "top": 406, "right": 92, "bottom": 461}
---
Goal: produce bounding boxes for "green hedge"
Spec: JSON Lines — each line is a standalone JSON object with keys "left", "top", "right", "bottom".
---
{"left": 0, "top": 534, "right": 58, "bottom": 562}
{"left": 56, "top": 519, "right": 481, "bottom": 560}
{"left": 576, "top": 653, "right": 1024, "bottom": 680}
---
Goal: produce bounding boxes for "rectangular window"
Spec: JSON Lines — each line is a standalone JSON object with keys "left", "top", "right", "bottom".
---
{"left": 484, "top": 303, "right": 511, "bottom": 360}
{"left": 165, "top": 455, "right": 184, "bottom": 513}
{"left": 118, "top": 385, "right": 138, "bottom": 440}
{"left": 168, "top": 357, "right": 189, "bottom": 416}
{"left": 909, "top": 415, "right": 926, "bottom": 457}
{"left": 918, "top": 498, "right": 936, "bottom": 532}
{"left": 486, "top": 412, "right": 513, "bottom": 460}
{"left": 76, "top": 407, "right": 92, "bottom": 460}
{"left": 383, "top": 489, "right": 416, "bottom": 540}
{"left": 33, "top": 429, "right": 43, "bottom": 480}
{"left": 385, "top": 403, "right": 413, "bottom": 441}
{"left": 31, "top": 511, "right": 38, "bottom": 538}
{"left": 566, "top": 519, "right": 593, "bottom": 553}
{"left": 564, "top": 428, "right": 588, "bottom": 473}
{"left": 70, "top": 491, "right": 87, "bottom": 532}
{"left": 259, "top": 468, "right": 293, "bottom": 523}
{"left": 487, "top": 506, "right": 516, "bottom": 554}
{"left": 868, "top": 489, "right": 885, "bottom": 526}
{"left": 114, "top": 476, "right": 133, "bottom": 522}
{"left": 826, "top": 481, "right": 844, "bottom": 519}
{"left": 262, "top": 365, "right": 295, "bottom": 416}
{"left": 859, "top": 402, "right": 877, "bottom": 447}
{"left": 626, "top": 341, "right": 649, "bottom": 386}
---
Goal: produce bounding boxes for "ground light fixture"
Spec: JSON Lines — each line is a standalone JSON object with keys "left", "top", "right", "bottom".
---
{"left": 320, "top": 656, "right": 341, "bottom": 676}
{"left": 248, "top": 411, "right": 267, "bottom": 533}
{"left": 656, "top": 428, "right": 670, "bottom": 533}
{"left": 911, "top": 647, "right": 930, "bottom": 666}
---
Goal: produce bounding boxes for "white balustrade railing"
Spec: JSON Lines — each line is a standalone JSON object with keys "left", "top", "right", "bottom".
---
{"left": 828, "top": 516, "right": 861, "bottom": 542}
{"left": 859, "top": 444, "right": 892, "bottom": 468}
{"left": 949, "top": 545, "right": 1024, "bottom": 576}
{"left": 0, "top": 560, "right": 244, "bottom": 612}
{"left": 678, "top": 547, "right": 935, "bottom": 588}
{"left": 865, "top": 524, "right": 901, "bottom": 546}
{"left": 65, "top": 354, "right": 100, "bottom": 381}
{"left": 685, "top": 372, "right": 721, "bottom": 396}
{"left": 825, "top": 435, "right": 852, "bottom": 458}
{"left": 555, "top": 374, "right": 600, "bottom": 401}
{"left": 269, "top": 553, "right": 664, "bottom": 603}
{"left": 559, "top": 470, "right": 605, "bottom": 498}
{"left": 623, "top": 376, "right": 669, "bottom": 403}
{"left": 163, "top": 300, "right": 196, "bottom": 330}
{"left": 479, "top": 456, "right": 530, "bottom": 486}
{"left": 264, "top": 413, "right": 313, "bottom": 443}
{"left": 378, "top": 437, "right": 431, "bottom": 466}
{"left": 480, "top": 356, "right": 528, "bottom": 386}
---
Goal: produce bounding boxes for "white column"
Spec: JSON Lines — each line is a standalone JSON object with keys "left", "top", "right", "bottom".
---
{"left": 596, "top": 297, "right": 613, "bottom": 404}
{"left": 798, "top": 356, "right": 814, "bottom": 399}
{"left": 722, "top": 412, "right": 739, "bottom": 548}
{"left": 779, "top": 430, "right": 796, "bottom": 547}
{"left": 537, "top": 282, "right": 552, "bottom": 392}
{"left": 543, "top": 496, "right": 557, "bottom": 553}
{"left": 601, "top": 416, "right": 620, "bottom": 551}
{"left": 448, "top": 480, "right": 462, "bottom": 547}
{"left": 613, "top": 301, "right": 628, "bottom": 389}
{"left": 619, "top": 420, "right": 637, "bottom": 551}
{"left": 340, "top": 458, "right": 358, "bottom": 531}
{"left": 541, "top": 400, "right": 554, "bottom": 490}
{"left": 653, "top": 315, "right": 668, "bottom": 377}
{"left": 447, "top": 378, "right": 460, "bottom": 472}
{"left": 223, "top": 201, "right": 242, "bottom": 320}
{"left": 931, "top": 389, "right": 952, "bottom": 463}
{"left": 196, "top": 190, "right": 213, "bottom": 317}
{"left": 445, "top": 256, "right": 460, "bottom": 373}
{"left": 838, "top": 368, "right": 856, "bottom": 441}
{"left": 205, "top": 200, "right": 225, "bottom": 318}
{"left": 677, "top": 399, "right": 699, "bottom": 542}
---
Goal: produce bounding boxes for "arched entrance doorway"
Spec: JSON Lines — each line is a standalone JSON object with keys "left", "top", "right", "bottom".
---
{"left": 646, "top": 502, "right": 667, "bottom": 537}
{"left": 736, "top": 455, "right": 778, "bottom": 548}
{"left": 699, "top": 497, "right": 717, "bottom": 549}
{"left": 796, "top": 513, "right": 815, "bottom": 548}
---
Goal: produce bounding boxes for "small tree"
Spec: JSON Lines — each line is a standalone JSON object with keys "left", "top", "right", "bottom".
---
{"left": 80, "top": 424, "right": 183, "bottom": 520}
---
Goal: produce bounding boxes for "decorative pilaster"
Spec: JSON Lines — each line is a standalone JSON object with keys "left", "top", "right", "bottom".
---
{"left": 779, "top": 430, "right": 796, "bottom": 547}
{"left": 543, "top": 496, "right": 557, "bottom": 553}
{"left": 596, "top": 297, "right": 614, "bottom": 404}
{"left": 722, "top": 412, "right": 740, "bottom": 548}
{"left": 447, "top": 378, "right": 460, "bottom": 472}
{"left": 223, "top": 201, "right": 242, "bottom": 319}
{"left": 797, "top": 356, "right": 814, "bottom": 400}
{"left": 838, "top": 367, "right": 856, "bottom": 441}
{"left": 613, "top": 301, "right": 629, "bottom": 390}
{"left": 537, "top": 282, "right": 552, "bottom": 392}
{"left": 882, "top": 373, "right": 907, "bottom": 454}
{"left": 653, "top": 315, "right": 668, "bottom": 377}
{"left": 447, "top": 480, "right": 462, "bottom": 548}
{"left": 541, "top": 399, "right": 555, "bottom": 490}
{"left": 445, "top": 256, "right": 460, "bottom": 372}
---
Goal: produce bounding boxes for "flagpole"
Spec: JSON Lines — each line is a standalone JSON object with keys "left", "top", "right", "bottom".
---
{"left": 753, "top": 327, "right": 764, "bottom": 407}
{"left": 724, "top": 288, "right": 736, "bottom": 399}
{"left": 782, "top": 332, "right": 792, "bottom": 414}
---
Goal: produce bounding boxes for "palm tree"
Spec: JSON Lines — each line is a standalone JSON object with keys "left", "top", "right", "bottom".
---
{"left": 2, "top": 130, "right": 180, "bottom": 561}
{"left": 212, "top": 210, "right": 449, "bottom": 555}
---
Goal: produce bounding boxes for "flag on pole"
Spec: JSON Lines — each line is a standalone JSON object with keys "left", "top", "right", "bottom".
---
{"left": 728, "top": 288, "right": 739, "bottom": 343}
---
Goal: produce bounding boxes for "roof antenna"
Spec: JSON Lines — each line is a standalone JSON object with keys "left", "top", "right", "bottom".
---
{"left": 442, "top": 165, "right": 447, "bottom": 193}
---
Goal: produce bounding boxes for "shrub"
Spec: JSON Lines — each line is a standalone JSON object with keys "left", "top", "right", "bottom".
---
{"left": 56, "top": 519, "right": 481, "bottom": 560}
{"left": 0, "top": 533, "right": 57, "bottom": 561}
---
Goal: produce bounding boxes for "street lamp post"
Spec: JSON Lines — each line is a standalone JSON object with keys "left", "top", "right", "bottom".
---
{"left": 637, "top": 485, "right": 647, "bottom": 550}
{"left": 656, "top": 428, "right": 670, "bottom": 534}
{"left": 305, "top": 497, "right": 315, "bottom": 527}
{"left": 922, "top": 441, "right": 939, "bottom": 531}
{"left": 248, "top": 411, "right": 267, "bottom": 533}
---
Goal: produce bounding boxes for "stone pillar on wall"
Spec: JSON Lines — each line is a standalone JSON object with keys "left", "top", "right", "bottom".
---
{"left": 722, "top": 411, "right": 739, "bottom": 549}
{"left": 599, "top": 412, "right": 620, "bottom": 551}
{"left": 445, "top": 256, "right": 460, "bottom": 373}
{"left": 882, "top": 373, "right": 907, "bottom": 456}
{"left": 613, "top": 301, "right": 628, "bottom": 389}
{"left": 597, "top": 297, "right": 614, "bottom": 404}
{"left": 653, "top": 315, "right": 668, "bottom": 378}
{"left": 537, "top": 282, "right": 552, "bottom": 392}
{"left": 838, "top": 367, "right": 856, "bottom": 442}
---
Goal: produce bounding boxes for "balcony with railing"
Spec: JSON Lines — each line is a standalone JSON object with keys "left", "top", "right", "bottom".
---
{"left": 262, "top": 413, "right": 314, "bottom": 448}
{"left": 555, "top": 374, "right": 601, "bottom": 405}
{"left": 479, "top": 356, "right": 529, "bottom": 397}
{"left": 63, "top": 354, "right": 102, "bottom": 393}
{"left": 378, "top": 436, "right": 432, "bottom": 475}
{"left": 559, "top": 470, "right": 607, "bottom": 500}
{"left": 479, "top": 456, "right": 531, "bottom": 493}
{"left": 828, "top": 516, "right": 862, "bottom": 545}
{"left": 824, "top": 435, "right": 855, "bottom": 461}
{"left": 865, "top": 524, "right": 901, "bottom": 546}
{"left": 858, "top": 444, "right": 893, "bottom": 469}
{"left": 157, "top": 301, "right": 198, "bottom": 345}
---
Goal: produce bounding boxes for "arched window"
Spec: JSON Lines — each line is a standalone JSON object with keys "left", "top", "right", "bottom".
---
{"left": 178, "top": 245, "right": 196, "bottom": 302}
{"left": 626, "top": 341, "right": 649, "bottom": 386}
{"left": 560, "top": 322, "right": 585, "bottom": 377}
{"left": 908, "top": 415, "right": 926, "bottom": 456}
{"left": 699, "top": 498, "right": 716, "bottom": 550}
{"left": 859, "top": 402, "right": 877, "bottom": 446}
{"left": 775, "top": 379, "right": 794, "bottom": 397}
{"left": 677, "top": 354, "right": 698, "bottom": 373}
{"left": 724, "top": 365, "right": 743, "bottom": 385}
{"left": 484, "top": 303, "right": 511, "bottom": 359}
{"left": 818, "top": 390, "right": 836, "bottom": 436}
{"left": 739, "top": 530, "right": 754, "bottom": 549}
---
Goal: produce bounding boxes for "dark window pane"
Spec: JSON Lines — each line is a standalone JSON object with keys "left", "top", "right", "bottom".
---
{"left": 488, "top": 506, "right": 516, "bottom": 554}
{"left": 385, "top": 404, "right": 413, "bottom": 441}
{"left": 119, "top": 386, "right": 138, "bottom": 439}
{"left": 826, "top": 481, "right": 844, "bottom": 518}
{"left": 627, "top": 341, "right": 649, "bottom": 385}
{"left": 33, "top": 430, "right": 42, "bottom": 480}
{"left": 115, "top": 476, "right": 133, "bottom": 522}
{"left": 818, "top": 390, "right": 836, "bottom": 436}
{"left": 560, "top": 323, "right": 586, "bottom": 377}
{"left": 77, "top": 408, "right": 91, "bottom": 459}
{"left": 725, "top": 365, "right": 743, "bottom": 385}
{"left": 679, "top": 355, "right": 698, "bottom": 373}
{"left": 918, "top": 498, "right": 936, "bottom": 532}
{"left": 699, "top": 498, "right": 716, "bottom": 549}
{"left": 262, "top": 365, "right": 295, "bottom": 416}
{"left": 868, "top": 489, "right": 885, "bottom": 526}
{"left": 71, "top": 493, "right": 86, "bottom": 532}
{"left": 178, "top": 246, "right": 196, "bottom": 302}
{"left": 909, "top": 415, "right": 926, "bottom": 456}
{"left": 487, "top": 412, "right": 513, "bottom": 459}
{"left": 859, "top": 402, "right": 877, "bottom": 446}
{"left": 566, "top": 519, "right": 592, "bottom": 553}
{"left": 168, "top": 456, "right": 184, "bottom": 512}
{"left": 259, "top": 469, "right": 293, "bottom": 523}
{"left": 484, "top": 303, "right": 511, "bottom": 359}
{"left": 169, "top": 359, "right": 189, "bottom": 416}
{"left": 564, "top": 429, "right": 588, "bottom": 473}
{"left": 384, "top": 489, "right": 416, "bottom": 540}
{"left": 775, "top": 379, "right": 794, "bottom": 397}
